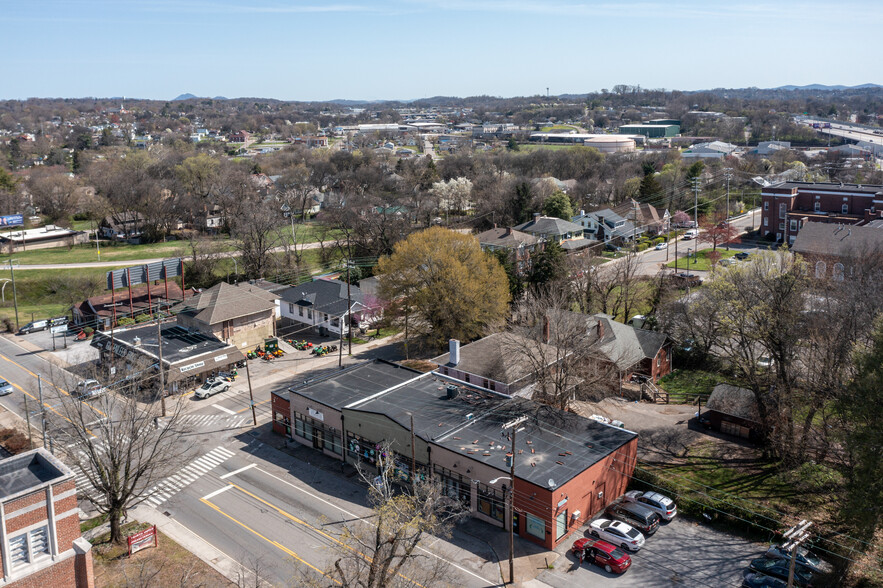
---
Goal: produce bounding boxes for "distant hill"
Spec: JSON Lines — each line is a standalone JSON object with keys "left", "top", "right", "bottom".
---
{"left": 772, "top": 83, "right": 882, "bottom": 91}
{"left": 172, "top": 93, "right": 229, "bottom": 101}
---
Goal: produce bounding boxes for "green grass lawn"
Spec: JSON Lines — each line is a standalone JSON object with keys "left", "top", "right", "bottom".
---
{"left": 657, "top": 368, "right": 725, "bottom": 403}
{"left": 666, "top": 247, "right": 739, "bottom": 272}
{"left": 539, "top": 125, "right": 578, "bottom": 132}
{"left": 0, "top": 239, "right": 235, "bottom": 266}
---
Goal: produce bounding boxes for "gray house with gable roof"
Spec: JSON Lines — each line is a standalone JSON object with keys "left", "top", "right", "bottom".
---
{"left": 279, "top": 279, "right": 368, "bottom": 336}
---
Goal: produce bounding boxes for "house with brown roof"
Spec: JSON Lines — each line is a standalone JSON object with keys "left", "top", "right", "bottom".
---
{"left": 611, "top": 199, "right": 670, "bottom": 236}
{"left": 172, "top": 282, "right": 278, "bottom": 349}
{"left": 476, "top": 226, "right": 542, "bottom": 277}
{"left": 702, "top": 384, "right": 760, "bottom": 440}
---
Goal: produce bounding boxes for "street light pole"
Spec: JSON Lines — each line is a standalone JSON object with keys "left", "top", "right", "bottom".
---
{"left": 157, "top": 319, "right": 166, "bottom": 417}
{"left": 245, "top": 357, "right": 257, "bottom": 426}
{"left": 37, "top": 375, "right": 47, "bottom": 450}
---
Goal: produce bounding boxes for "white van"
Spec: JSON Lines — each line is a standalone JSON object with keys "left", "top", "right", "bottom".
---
{"left": 682, "top": 229, "right": 699, "bottom": 240}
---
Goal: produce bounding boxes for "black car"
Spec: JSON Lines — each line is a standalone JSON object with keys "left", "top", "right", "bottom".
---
{"left": 734, "top": 252, "right": 750, "bottom": 260}
{"left": 749, "top": 557, "right": 815, "bottom": 587}
{"left": 742, "top": 572, "right": 787, "bottom": 588}
{"left": 605, "top": 500, "right": 661, "bottom": 536}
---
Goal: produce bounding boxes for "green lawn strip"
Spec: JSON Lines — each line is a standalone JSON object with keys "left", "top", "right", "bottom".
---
{"left": 666, "top": 248, "right": 739, "bottom": 272}
{"left": 637, "top": 441, "right": 842, "bottom": 539}
{"left": 657, "top": 368, "right": 723, "bottom": 403}
{"left": 0, "top": 239, "right": 232, "bottom": 266}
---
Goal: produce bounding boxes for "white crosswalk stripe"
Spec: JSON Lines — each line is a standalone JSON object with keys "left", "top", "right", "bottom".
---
{"left": 177, "top": 414, "right": 253, "bottom": 430}
{"left": 144, "top": 446, "right": 235, "bottom": 507}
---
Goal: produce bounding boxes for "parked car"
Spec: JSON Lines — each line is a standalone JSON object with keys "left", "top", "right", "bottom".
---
{"left": 749, "top": 557, "right": 815, "bottom": 587}
{"left": 588, "top": 518, "right": 645, "bottom": 552}
{"left": 623, "top": 490, "right": 677, "bottom": 520}
{"left": 570, "top": 537, "right": 631, "bottom": 574}
{"left": 0, "top": 379, "right": 13, "bottom": 396}
{"left": 604, "top": 243, "right": 622, "bottom": 252}
{"left": 682, "top": 229, "right": 699, "bottom": 240}
{"left": 734, "top": 252, "right": 751, "bottom": 261}
{"left": 194, "top": 378, "right": 231, "bottom": 399}
{"left": 74, "top": 379, "right": 107, "bottom": 401}
{"left": 605, "top": 500, "right": 661, "bottom": 536}
{"left": 18, "top": 320, "right": 48, "bottom": 335}
{"left": 742, "top": 572, "right": 788, "bottom": 588}
{"left": 764, "top": 544, "right": 833, "bottom": 575}
{"left": 654, "top": 241, "right": 668, "bottom": 250}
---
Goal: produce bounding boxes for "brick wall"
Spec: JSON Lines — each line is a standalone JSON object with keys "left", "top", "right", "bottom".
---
{"left": 7, "top": 556, "right": 76, "bottom": 588}
{"left": 55, "top": 513, "right": 81, "bottom": 551}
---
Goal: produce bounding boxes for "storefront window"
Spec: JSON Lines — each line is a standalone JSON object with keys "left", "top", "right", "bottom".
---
{"left": 434, "top": 466, "right": 471, "bottom": 506}
{"left": 347, "top": 434, "right": 381, "bottom": 466}
{"left": 526, "top": 513, "right": 545, "bottom": 540}
{"left": 476, "top": 483, "right": 506, "bottom": 522}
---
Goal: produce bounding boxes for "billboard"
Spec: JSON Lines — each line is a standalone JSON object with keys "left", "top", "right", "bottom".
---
{"left": 0, "top": 215, "right": 23, "bottom": 227}
{"left": 107, "top": 258, "right": 183, "bottom": 290}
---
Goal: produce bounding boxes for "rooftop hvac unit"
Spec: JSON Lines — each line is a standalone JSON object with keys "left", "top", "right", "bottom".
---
{"left": 446, "top": 385, "right": 459, "bottom": 399}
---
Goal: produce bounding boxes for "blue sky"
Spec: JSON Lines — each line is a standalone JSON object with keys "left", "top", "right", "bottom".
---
{"left": 4, "top": 1, "right": 881, "bottom": 101}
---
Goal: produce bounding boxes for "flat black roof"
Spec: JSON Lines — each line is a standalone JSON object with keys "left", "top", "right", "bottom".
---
{"left": 0, "top": 449, "right": 71, "bottom": 500}
{"left": 347, "top": 369, "right": 638, "bottom": 489}
{"left": 290, "top": 360, "right": 422, "bottom": 410}
{"left": 93, "top": 323, "right": 231, "bottom": 365}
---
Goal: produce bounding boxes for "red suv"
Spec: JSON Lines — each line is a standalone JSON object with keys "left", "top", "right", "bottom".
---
{"left": 571, "top": 538, "right": 632, "bottom": 574}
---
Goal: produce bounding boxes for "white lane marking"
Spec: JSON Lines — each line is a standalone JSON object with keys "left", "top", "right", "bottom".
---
{"left": 202, "top": 485, "right": 234, "bottom": 500}
{"left": 215, "top": 404, "right": 236, "bottom": 415}
{"left": 252, "top": 467, "right": 495, "bottom": 586}
{"left": 220, "top": 463, "right": 256, "bottom": 479}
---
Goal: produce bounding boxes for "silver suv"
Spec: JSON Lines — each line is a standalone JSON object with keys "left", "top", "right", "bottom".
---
{"left": 623, "top": 490, "right": 677, "bottom": 521}
{"left": 194, "top": 378, "right": 231, "bottom": 399}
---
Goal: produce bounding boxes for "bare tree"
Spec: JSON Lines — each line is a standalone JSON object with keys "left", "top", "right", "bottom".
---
{"left": 323, "top": 444, "right": 465, "bottom": 588}
{"left": 49, "top": 367, "right": 193, "bottom": 544}
{"left": 506, "top": 288, "right": 618, "bottom": 409}
{"left": 230, "top": 195, "right": 283, "bottom": 279}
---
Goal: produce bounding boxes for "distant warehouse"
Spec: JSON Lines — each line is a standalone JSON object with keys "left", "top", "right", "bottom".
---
{"left": 617, "top": 123, "right": 680, "bottom": 138}
{"left": 530, "top": 132, "right": 639, "bottom": 152}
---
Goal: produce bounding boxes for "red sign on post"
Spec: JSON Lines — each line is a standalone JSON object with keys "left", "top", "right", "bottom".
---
{"left": 127, "top": 525, "right": 158, "bottom": 556}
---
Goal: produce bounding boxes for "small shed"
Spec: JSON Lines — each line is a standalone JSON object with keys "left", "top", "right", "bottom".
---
{"left": 703, "top": 384, "right": 760, "bottom": 440}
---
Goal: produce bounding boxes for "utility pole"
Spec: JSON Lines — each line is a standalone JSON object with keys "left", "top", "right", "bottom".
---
{"left": 9, "top": 261, "right": 19, "bottom": 331}
{"left": 724, "top": 168, "right": 733, "bottom": 251}
{"left": 23, "top": 394, "right": 33, "bottom": 449}
{"left": 782, "top": 520, "right": 813, "bottom": 588}
{"left": 503, "top": 415, "right": 528, "bottom": 585}
{"left": 245, "top": 357, "right": 257, "bottom": 426}
{"left": 346, "top": 256, "right": 353, "bottom": 356}
{"left": 409, "top": 413, "right": 416, "bottom": 492}
{"left": 157, "top": 319, "right": 166, "bottom": 417}
{"left": 691, "top": 177, "right": 701, "bottom": 229}
{"left": 37, "top": 375, "right": 47, "bottom": 451}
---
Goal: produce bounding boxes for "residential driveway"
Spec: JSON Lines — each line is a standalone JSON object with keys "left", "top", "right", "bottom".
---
{"left": 538, "top": 517, "right": 764, "bottom": 588}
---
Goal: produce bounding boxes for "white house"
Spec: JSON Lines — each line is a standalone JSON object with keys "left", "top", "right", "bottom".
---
{"left": 278, "top": 279, "right": 369, "bottom": 337}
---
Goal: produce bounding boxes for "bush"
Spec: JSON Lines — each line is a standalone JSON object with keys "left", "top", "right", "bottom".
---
{"left": 117, "top": 317, "right": 135, "bottom": 326}
{"left": 0, "top": 428, "right": 31, "bottom": 454}
{"left": 636, "top": 242, "right": 650, "bottom": 252}
{"left": 652, "top": 237, "right": 665, "bottom": 246}
{"left": 134, "top": 314, "right": 151, "bottom": 323}
{"left": 83, "top": 327, "right": 94, "bottom": 335}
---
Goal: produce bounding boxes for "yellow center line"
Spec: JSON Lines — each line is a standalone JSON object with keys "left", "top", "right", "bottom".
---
{"left": 226, "top": 482, "right": 427, "bottom": 588}
{"left": 235, "top": 398, "right": 270, "bottom": 414}
{"left": 0, "top": 374, "right": 92, "bottom": 435}
{"left": 0, "top": 351, "right": 107, "bottom": 418}
{"left": 199, "top": 497, "right": 337, "bottom": 584}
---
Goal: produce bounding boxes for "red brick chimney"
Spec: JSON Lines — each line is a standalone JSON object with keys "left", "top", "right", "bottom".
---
{"left": 597, "top": 318, "right": 604, "bottom": 339}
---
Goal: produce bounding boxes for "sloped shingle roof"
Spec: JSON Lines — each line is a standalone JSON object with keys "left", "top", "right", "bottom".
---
{"left": 706, "top": 384, "right": 760, "bottom": 423}
{"left": 278, "top": 279, "right": 365, "bottom": 317}
{"left": 513, "top": 215, "right": 585, "bottom": 237}
{"left": 172, "top": 281, "right": 277, "bottom": 325}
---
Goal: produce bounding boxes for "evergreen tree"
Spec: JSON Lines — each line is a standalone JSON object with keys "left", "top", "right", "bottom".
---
{"left": 513, "top": 182, "right": 534, "bottom": 224}
{"left": 542, "top": 190, "right": 574, "bottom": 220}
{"left": 529, "top": 240, "right": 567, "bottom": 288}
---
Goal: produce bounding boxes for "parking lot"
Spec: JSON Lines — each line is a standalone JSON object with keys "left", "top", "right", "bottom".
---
{"left": 538, "top": 516, "right": 764, "bottom": 587}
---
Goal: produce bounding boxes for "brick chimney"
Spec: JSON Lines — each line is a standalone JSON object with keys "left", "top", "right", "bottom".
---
{"left": 542, "top": 315, "right": 550, "bottom": 344}
{"left": 596, "top": 318, "right": 605, "bottom": 339}
{"left": 505, "top": 226, "right": 512, "bottom": 236}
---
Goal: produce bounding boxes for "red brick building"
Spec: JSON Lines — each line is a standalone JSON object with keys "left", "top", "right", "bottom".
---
{"left": 271, "top": 360, "right": 639, "bottom": 552}
{"left": 760, "top": 181, "right": 883, "bottom": 245}
{"left": 0, "top": 449, "right": 94, "bottom": 587}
